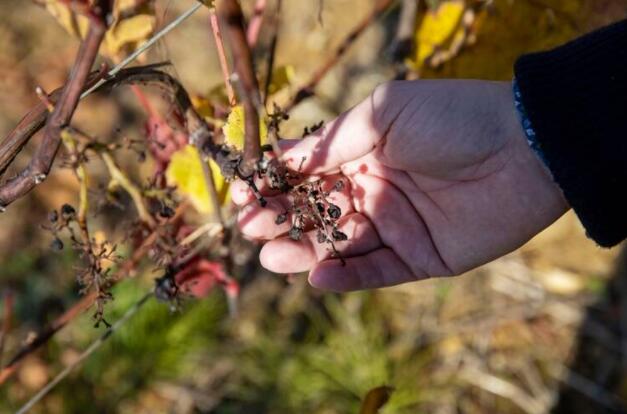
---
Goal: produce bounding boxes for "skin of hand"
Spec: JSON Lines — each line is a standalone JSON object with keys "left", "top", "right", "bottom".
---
{"left": 231, "top": 80, "right": 569, "bottom": 292}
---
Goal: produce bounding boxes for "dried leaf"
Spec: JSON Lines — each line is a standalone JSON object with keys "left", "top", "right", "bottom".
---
{"left": 175, "top": 258, "right": 227, "bottom": 298}
{"left": 359, "top": 386, "right": 394, "bottom": 414}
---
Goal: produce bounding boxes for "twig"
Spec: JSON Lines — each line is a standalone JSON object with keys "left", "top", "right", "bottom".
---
{"left": 286, "top": 0, "right": 394, "bottom": 111}
{"left": 219, "top": 0, "right": 262, "bottom": 176}
{"left": 100, "top": 151, "right": 156, "bottom": 227}
{"left": 130, "top": 84, "right": 158, "bottom": 117}
{"left": 15, "top": 292, "right": 153, "bottom": 414}
{"left": 0, "top": 292, "right": 96, "bottom": 385}
{"left": 0, "top": 2, "right": 203, "bottom": 197}
{"left": 262, "top": 0, "right": 282, "bottom": 103}
{"left": 0, "top": 0, "right": 111, "bottom": 209}
{"left": 3, "top": 66, "right": 230, "bottom": 197}
{"left": 60, "top": 129, "right": 91, "bottom": 239}
{"left": 550, "top": 363, "right": 627, "bottom": 412}
{"left": 0, "top": 67, "right": 109, "bottom": 180}
{"left": 209, "top": 8, "right": 237, "bottom": 106}
{"left": 390, "top": 0, "right": 418, "bottom": 63}
{"left": 522, "top": 0, "right": 579, "bottom": 30}
{"left": 0, "top": 291, "right": 14, "bottom": 366}
{"left": 317, "top": 0, "right": 324, "bottom": 25}
{"left": 179, "top": 222, "right": 223, "bottom": 246}
{"left": 80, "top": 2, "right": 204, "bottom": 98}
{"left": 460, "top": 364, "right": 548, "bottom": 414}
{"left": 0, "top": 203, "right": 187, "bottom": 386}
{"left": 246, "top": 0, "right": 267, "bottom": 48}
{"left": 196, "top": 142, "right": 225, "bottom": 226}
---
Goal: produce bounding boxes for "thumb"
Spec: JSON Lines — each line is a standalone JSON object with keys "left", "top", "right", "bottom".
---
{"left": 281, "top": 83, "right": 393, "bottom": 174}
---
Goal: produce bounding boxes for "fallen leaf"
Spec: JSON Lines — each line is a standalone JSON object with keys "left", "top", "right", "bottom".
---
{"left": 359, "top": 385, "right": 394, "bottom": 414}
{"left": 538, "top": 269, "right": 585, "bottom": 295}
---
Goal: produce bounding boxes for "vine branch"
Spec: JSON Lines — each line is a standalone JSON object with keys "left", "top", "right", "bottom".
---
{"left": 0, "top": 0, "right": 112, "bottom": 209}
{"left": 219, "top": 0, "right": 262, "bottom": 176}
{"left": 287, "top": 0, "right": 393, "bottom": 111}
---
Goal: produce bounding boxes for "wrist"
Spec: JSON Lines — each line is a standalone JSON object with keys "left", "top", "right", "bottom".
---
{"left": 501, "top": 81, "right": 570, "bottom": 218}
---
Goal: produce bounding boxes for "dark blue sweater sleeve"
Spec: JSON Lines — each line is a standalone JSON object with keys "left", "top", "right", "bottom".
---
{"left": 514, "top": 19, "right": 627, "bottom": 247}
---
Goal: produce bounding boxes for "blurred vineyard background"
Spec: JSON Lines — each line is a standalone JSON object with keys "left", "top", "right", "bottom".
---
{"left": 1, "top": 0, "right": 626, "bottom": 413}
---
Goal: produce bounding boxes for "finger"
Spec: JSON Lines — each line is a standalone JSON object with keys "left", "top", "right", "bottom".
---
{"left": 237, "top": 175, "right": 353, "bottom": 239}
{"left": 237, "top": 197, "right": 292, "bottom": 239}
{"left": 230, "top": 175, "right": 280, "bottom": 206}
{"left": 259, "top": 213, "right": 382, "bottom": 273}
{"left": 281, "top": 83, "right": 394, "bottom": 174}
{"left": 308, "top": 248, "right": 422, "bottom": 292}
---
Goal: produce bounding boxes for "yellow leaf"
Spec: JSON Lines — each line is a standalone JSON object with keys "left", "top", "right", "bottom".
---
{"left": 45, "top": 1, "right": 88, "bottom": 38}
{"left": 408, "top": 0, "right": 465, "bottom": 69}
{"left": 206, "top": 83, "right": 230, "bottom": 107}
{"left": 104, "top": 14, "right": 156, "bottom": 58}
{"left": 222, "top": 105, "right": 268, "bottom": 150}
{"left": 191, "top": 95, "right": 215, "bottom": 120}
{"left": 266, "top": 65, "right": 295, "bottom": 96}
{"left": 43, "top": 0, "right": 156, "bottom": 61}
{"left": 165, "top": 145, "right": 229, "bottom": 214}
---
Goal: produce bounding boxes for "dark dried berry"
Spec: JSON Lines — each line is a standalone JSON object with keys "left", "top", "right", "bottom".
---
{"left": 278, "top": 182, "right": 291, "bottom": 193}
{"left": 317, "top": 231, "right": 327, "bottom": 243}
{"left": 48, "top": 210, "right": 59, "bottom": 223}
{"left": 332, "top": 229, "right": 348, "bottom": 241}
{"left": 61, "top": 204, "right": 76, "bottom": 217}
{"left": 160, "top": 205, "right": 175, "bottom": 218}
{"left": 316, "top": 202, "right": 325, "bottom": 213}
{"left": 289, "top": 226, "right": 303, "bottom": 241}
{"left": 154, "top": 273, "right": 178, "bottom": 302}
{"left": 333, "top": 180, "right": 345, "bottom": 192}
{"left": 50, "top": 238, "right": 64, "bottom": 251}
{"left": 327, "top": 204, "right": 341, "bottom": 219}
{"left": 275, "top": 213, "right": 288, "bottom": 225}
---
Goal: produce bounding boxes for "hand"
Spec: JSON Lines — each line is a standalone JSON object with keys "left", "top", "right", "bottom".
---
{"left": 232, "top": 80, "right": 569, "bottom": 291}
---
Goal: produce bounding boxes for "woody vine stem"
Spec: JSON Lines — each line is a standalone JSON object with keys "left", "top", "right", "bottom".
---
{"left": 0, "top": 0, "right": 394, "bottom": 392}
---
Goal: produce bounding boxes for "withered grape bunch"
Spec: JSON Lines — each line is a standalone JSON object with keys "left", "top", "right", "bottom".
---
{"left": 253, "top": 154, "right": 348, "bottom": 263}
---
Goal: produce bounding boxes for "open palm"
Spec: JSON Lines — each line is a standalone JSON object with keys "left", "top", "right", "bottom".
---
{"left": 233, "top": 80, "right": 568, "bottom": 291}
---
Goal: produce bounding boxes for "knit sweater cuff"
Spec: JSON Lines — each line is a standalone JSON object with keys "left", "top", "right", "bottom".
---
{"left": 514, "top": 19, "right": 627, "bottom": 247}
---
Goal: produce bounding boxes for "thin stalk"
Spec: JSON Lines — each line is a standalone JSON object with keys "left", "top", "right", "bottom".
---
{"left": 209, "top": 8, "right": 237, "bottom": 106}
{"left": 219, "top": 0, "right": 262, "bottom": 176}
{"left": 287, "top": 0, "right": 393, "bottom": 110}
{"left": 246, "top": 0, "right": 267, "bottom": 48}
{"left": 15, "top": 293, "right": 152, "bottom": 414}
{"left": 101, "top": 152, "right": 155, "bottom": 227}
{"left": 81, "top": 2, "right": 203, "bottom": 98}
